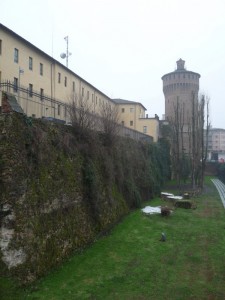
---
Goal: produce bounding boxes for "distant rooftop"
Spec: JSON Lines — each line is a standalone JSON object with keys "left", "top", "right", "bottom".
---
{"left": 112, "top": 98, "right": 147, "bottom": 110}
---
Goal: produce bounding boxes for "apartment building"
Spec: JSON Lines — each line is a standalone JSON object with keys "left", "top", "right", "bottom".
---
{"left": 207, "top": 128, "right": 225, "bottom": 161}
{"left": 0, "top": 23, "right": 159, "bottom": 142}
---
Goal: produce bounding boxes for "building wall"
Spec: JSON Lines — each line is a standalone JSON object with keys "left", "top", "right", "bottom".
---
{"left": 117, "top": 103, "right": 145, "bottom": 129}
{"left": 136, "top": 117, "right": 159, "bottom": 142}
{"left": 115, "top": 102, "right": 159, "bottom": 142}
{"left": 0, "top": 29, "right": 53, "bottom": 97}
{"left": 208, "top": 129, "right": 225, "bottom": 152}
{"left": 162, "top": 59, "right": 200, "bottom": 124}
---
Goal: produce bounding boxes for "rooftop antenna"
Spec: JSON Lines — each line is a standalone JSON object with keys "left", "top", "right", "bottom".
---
{"left": 60, "top": 36, "right": 72, "bottom": 68}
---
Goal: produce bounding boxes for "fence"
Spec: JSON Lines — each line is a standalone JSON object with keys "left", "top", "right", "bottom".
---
{"left": 0, "top": 81, "right": 152, "bottom": 143}
{"left": 0, "top": 80, "right": 70, "bottom": 122}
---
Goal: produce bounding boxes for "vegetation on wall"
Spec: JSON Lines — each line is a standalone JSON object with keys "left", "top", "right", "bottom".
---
{"left": 217, "top": 162, "right": 225, "bottom": 183}
{"left": 0, "top": 112, "right": 170, "bottom": 284}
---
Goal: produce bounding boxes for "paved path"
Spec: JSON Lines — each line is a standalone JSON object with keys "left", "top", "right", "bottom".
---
{"left": 211, "top": 178, "right": 225, "bottom": 208}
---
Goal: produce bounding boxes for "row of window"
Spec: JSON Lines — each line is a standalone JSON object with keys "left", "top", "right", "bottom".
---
{"left": 208, "top": 146, "right": 225, "bottom": 150}
{"left": 164, "top": 73, "right": 199, "bottom": 81}
{"left": 164, "top": 83, "right": 199, "bottom": 91}
{"left": 13, "top": 79, "right": 64, "bottom": 118}
{"left": 13, "top": 77, "right": 105, "bottom": 110}
{"left": 121, "top": 107, "right": 135, "bottom": 113}
{"left": 122, "top": 120, "right": 147, "bottom": 133}
{"left": 14, "top": 48, "right": 44, "bottom": 76}
{"left": 122, "top": 120, "right": 134, "bottom": 126}
{"left": 58, "top": 72, "right": 68, "bottom": 87}
{"left": 13, "top": 77, "right": 36, "bottom": 98}
{"left": 8, "top": 44, "right": 108, "bottom": 107}
{"left": 57, "top": 75, "right": 105, "bottom": 106}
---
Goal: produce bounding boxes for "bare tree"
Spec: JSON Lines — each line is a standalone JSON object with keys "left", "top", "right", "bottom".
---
{"left": 187, "top": 93, "right": 210, "bottom": 190}
{"left": 67, "top": 93, "right": 96, "bottom": 137}
{"left": 190, "top": 92, "right": 198, "bottom": 189}
{"left": 199, "top": 95, "right": 210, "bottom": 189}
{"left": 168, "top": 92, "right": 210, "bottom": 191}
{"left": 169, "top": 97, "right": 187, "bottom": 188}
{"left": 99, "top": 102, "right": 120, "bottom": 146}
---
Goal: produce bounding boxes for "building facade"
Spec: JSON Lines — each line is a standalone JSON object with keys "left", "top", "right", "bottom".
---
{"left": 0, "top": 23, "right": 159, "bottom": 142}
{"left": 0, "top": 23, "right": 113, "bottom": 121}
{"left": 207, "top": 128, "right": 225, "bottom": 161}
{"left": 111, "top": 99, "right": 159, "bottom": 142}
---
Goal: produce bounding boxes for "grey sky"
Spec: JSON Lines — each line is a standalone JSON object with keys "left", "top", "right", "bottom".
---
{"left": 1, "top": 0, "right": 225, "bottom": 128}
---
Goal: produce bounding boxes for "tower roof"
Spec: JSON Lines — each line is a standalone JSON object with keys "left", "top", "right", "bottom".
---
{"left": 176, "top": 58, "right": 185, "bottom": 71}
{"left": 161, "top": 59, "right": 201, "bottom": 80}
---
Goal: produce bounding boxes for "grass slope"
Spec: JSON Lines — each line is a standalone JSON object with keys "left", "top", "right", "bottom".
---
{"left": 1, "top": 178, "right": 225, "bottom": 299}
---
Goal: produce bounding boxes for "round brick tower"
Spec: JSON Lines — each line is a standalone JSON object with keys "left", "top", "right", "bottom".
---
{"left": 162, "top": 59, "right": 201, "bottom": 124}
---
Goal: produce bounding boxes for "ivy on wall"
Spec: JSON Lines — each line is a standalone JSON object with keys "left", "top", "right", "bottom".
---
{"left": 0, "top": 113, "right": 170, "bottom": 283}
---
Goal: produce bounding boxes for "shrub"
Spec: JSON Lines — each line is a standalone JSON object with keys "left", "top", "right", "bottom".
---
{"left": 175, "top": 200, "right": 192, "bottom": 209}
{"left": 161, "top": 206, "right": 171, "bottom": 216}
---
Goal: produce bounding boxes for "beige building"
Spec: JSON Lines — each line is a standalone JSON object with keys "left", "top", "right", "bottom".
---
{"left": 111, "top": 99, "right": 159, "bottom": 142}
{"left": 0, "top": 23, "right": 114, "bottom": 121}
{"left": 0, "top": 23, "right": 159, "bottom": 142}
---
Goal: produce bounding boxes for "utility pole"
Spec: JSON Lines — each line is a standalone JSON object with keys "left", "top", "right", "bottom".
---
{"left": 60, "top": 36, "right": 72, "bottom": 68}
{"left": 18, "top": 67, "right": 24, "bottom": 105}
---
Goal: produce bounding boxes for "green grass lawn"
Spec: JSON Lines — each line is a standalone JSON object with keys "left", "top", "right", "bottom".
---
{"left": 1, "top": 178, "right": 225, "bottom": 299}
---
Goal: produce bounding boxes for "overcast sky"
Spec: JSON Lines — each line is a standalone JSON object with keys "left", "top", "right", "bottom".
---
{"left": 1, "top": 0, "right": 225, "bottom": 128}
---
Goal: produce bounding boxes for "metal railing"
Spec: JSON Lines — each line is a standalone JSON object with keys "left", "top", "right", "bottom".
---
{"left": 0, "top": 80, "right": 70, "bottom": 122}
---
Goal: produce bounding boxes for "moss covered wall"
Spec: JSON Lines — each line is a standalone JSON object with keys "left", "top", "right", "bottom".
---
{"left": 0, "top": 113, "right": 170, "bottom": 283}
